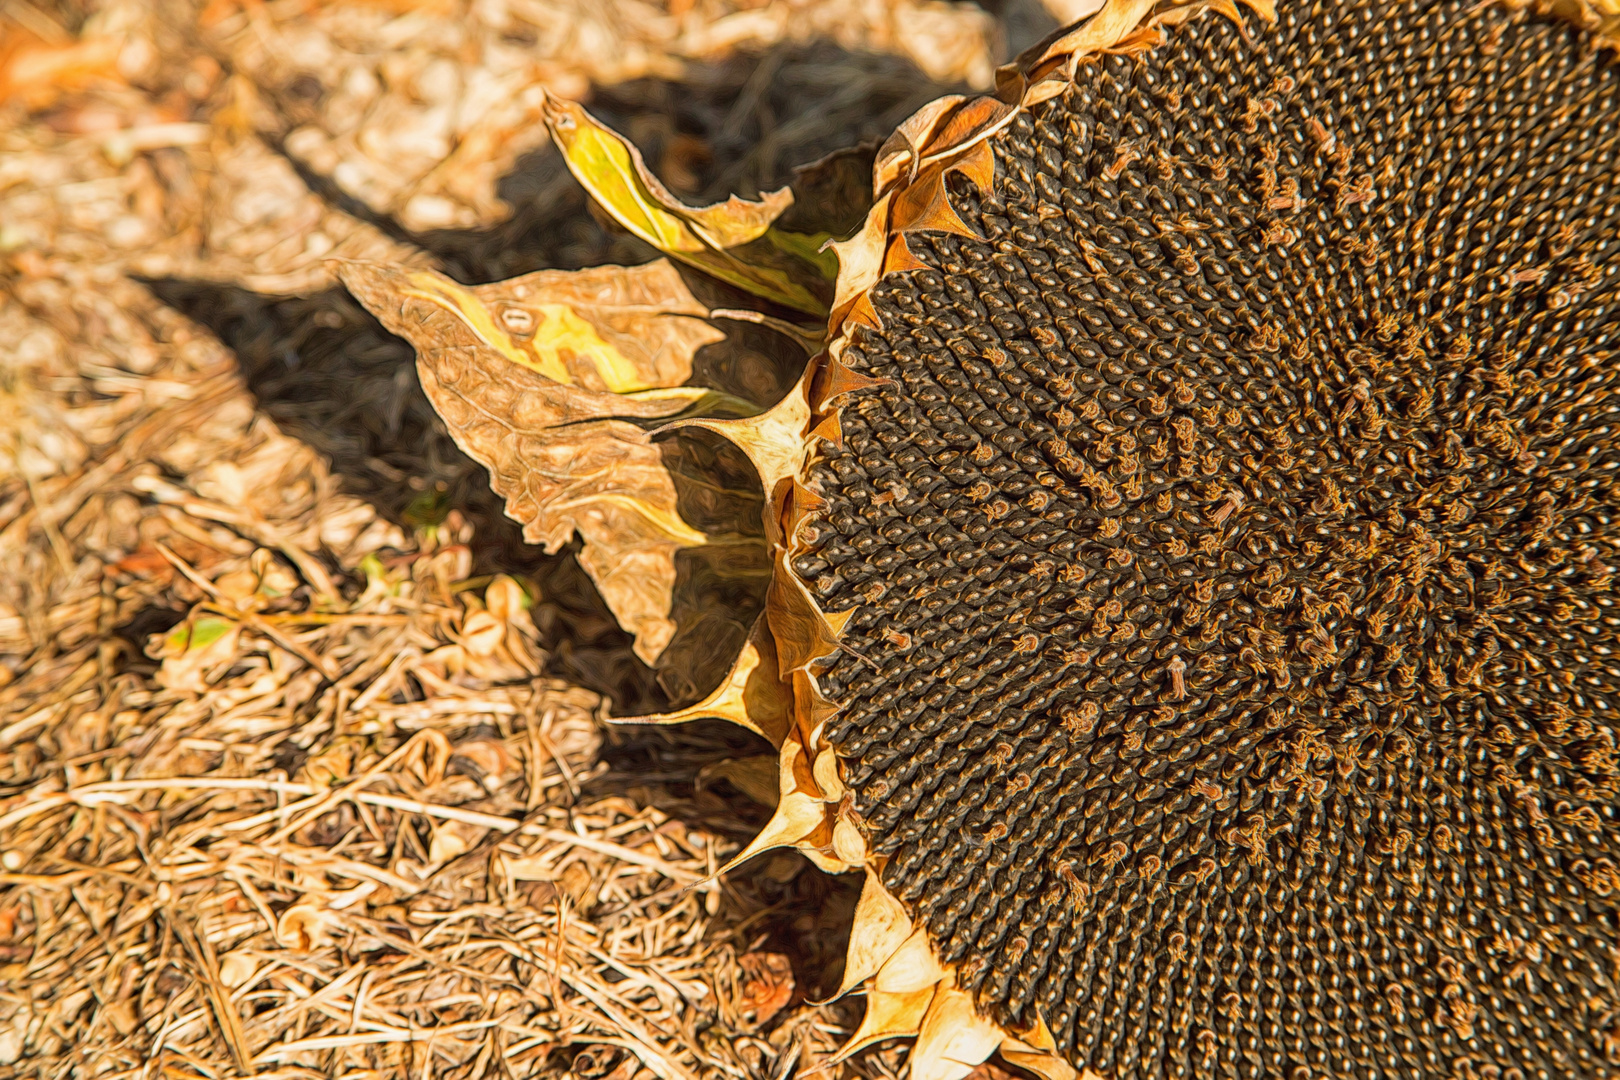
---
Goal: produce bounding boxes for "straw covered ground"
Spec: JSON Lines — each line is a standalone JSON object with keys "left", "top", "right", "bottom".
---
{"left": 0, "top": 0, "right": 1058, "bottom": 1075}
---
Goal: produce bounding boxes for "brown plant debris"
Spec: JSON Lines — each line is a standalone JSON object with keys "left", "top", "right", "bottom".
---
{"left": 0, "top": 353, "right": 852, "bottom": 1077}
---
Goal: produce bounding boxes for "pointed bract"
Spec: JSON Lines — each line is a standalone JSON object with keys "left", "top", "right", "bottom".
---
{"left": 889, "top": 161, "right": 982, "bottom": 240}
{"left": 836, "top": 870, "right": 915, "bottom": 998}
{"left": 610, "top": 617, "right": 791, "bottom": 745}
{"left": 874, "top": 928, "right": 949, "bottom": 994}
{"left": 874, "top": 95, "right": 969, "bottom": 196}
{"left": 881, "top": 233, "right": 929, "bottom": 276}
{"left": 809, "top": 410, "right": 843, "bottom": 449}
{"left": 832, "top": 815, "right": 866, "bottom": 865}
{"left": 836, "top": 986, "right": 937, "bottom": 1059}
{"left": 768, "top": 550, "right": 845, "bottom": 675}
{"left": 909, "top": 988, "right": 1003, "bottom": 1080}
{"left": 828, "top": 192, "right": 895, "bottom": 337}
{"left": 1001, "top": 1016, "right": 1083, "bottom": 1080}
{"left": 811, "top": 746, "right": 845, "bottom": 801}
{"left": 716, "top": 789, "right": 831, "bottom": 877}
{"left": 666, "top": 374, "right": 811, "bottom": 510}
{"left": 811, "top": 355, "right": 893, "bottom": 414}
{"left": 822, "top": 607, "right": 857, "bottom": 638}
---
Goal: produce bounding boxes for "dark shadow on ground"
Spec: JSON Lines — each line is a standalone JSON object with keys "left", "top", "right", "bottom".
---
{"left": 138, "top": 277, "right": 673, "bottom": 709}
{"left": 588, "top": 716, "right": 864, "bottom": 1000}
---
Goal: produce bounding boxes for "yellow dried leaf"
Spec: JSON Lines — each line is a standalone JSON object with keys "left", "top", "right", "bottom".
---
{"left": 391, "top": 263, "right": 723, "bottom": 393}
{"left": 838, "top": 869, "right": 915, "bottom": 997}
{"left": 837, "top": 986, "right": 936, "bottom": 1058}
{"left": 910, "top": 987, "right": 1002, "bottom": 1080}
{"left": 1001, "top": 1016, "right": 1080, "bottom": 1080}
{"left": 875, "top": 927, "right": 949, "bottom": 994}
{"left": 543, "top": 97, "right": 832, "bottom": 316}
{"left": 612, "top": 616, "right": 792, "bottom": 744}
{"left": 340, "top": 258, "right": 754, "bottom": 662}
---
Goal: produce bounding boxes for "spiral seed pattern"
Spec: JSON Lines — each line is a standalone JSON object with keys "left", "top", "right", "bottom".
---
{"left": 793, "top": 2, "right": 1620, "bottom": 1076}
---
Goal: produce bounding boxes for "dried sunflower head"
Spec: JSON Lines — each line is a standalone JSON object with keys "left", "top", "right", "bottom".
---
{"left": 352, "top": 0, "right": 1620, "bottom": 1077}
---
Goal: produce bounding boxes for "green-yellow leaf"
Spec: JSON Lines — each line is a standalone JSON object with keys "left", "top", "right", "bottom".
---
{"left": 152, "top": 613, "right": 242, "bottom": 693}
{"left": 542, "top": 97, "right": 832, "bottom": 317}
{"left": 167, "top": 615, "right": 235, "bottom": 652}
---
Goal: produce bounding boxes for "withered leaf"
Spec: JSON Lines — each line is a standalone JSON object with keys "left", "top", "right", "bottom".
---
{"left": 543, "top": 97, "right": 833, "bottom": 317}
{"left": 340, "top": 258, "right": 755, "bottom": 663}
{"left": 735, "top": 951, "right": 795, "bottom": 1028}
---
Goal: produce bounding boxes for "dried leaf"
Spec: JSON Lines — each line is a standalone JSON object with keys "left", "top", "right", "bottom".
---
{"left": 910, "top": 987, "right": 1003, "bottom": 1080}
{"left": 612, "top": 615, "right": 790, "bottom": 743}
{"left": 381, "top": 259, "right": 725, "bottom": 394}
{"left": 736, "top": 952, "right": 795, "bottom": 1028}
{"left": 872, "top": 94, "right": 968, "bottom": 195}
{"left": 1000, "top": 1016, "right": 1080, "bottom": 1080}
{"left": 543, "top": 97, "right": 832, "bottom": 317}
{"left": 890, "top": 156, "right": 989, "bottom": 240}
{"left": 874, "top": 928, "right": 949, "bottom": 994}
{"left": 767, "top": 549, "right": 843, "bottom": 675}
{"left": 836, "top": 986, "right": 936, "bottom": 1058}
{"left": 340, "top": 258, "right": 754, "bottom": 662}
{"left": 838, "top": 869, "right": 915, "bottom": 997}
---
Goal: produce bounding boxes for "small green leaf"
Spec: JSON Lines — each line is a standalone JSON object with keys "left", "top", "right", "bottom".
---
{"left": 167, "top": 615, "right": 235, "bottom": 653}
